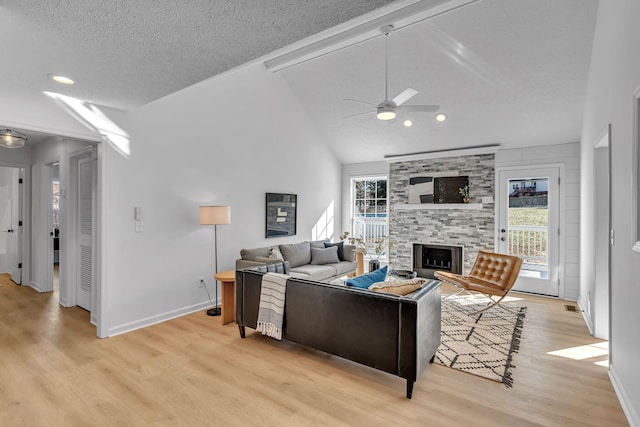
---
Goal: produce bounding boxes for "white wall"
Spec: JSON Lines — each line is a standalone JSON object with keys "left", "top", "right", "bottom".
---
{"left": 581, "top": 1, "right": 640, "bottom": 424}
{"left": 101, "top": 63, "right": 342, "bottom": 335}
{"left": 496, "top": 142, "right": 581, "bottom": 301}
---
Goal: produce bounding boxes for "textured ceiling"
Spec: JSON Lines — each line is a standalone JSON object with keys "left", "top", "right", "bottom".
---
{"left": 1, "top": 0, "right": 398, "bottom": 110}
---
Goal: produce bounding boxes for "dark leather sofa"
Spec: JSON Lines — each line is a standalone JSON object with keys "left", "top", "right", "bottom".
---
{"left": 235, "top": 262, "right": 441, "bottom": 398}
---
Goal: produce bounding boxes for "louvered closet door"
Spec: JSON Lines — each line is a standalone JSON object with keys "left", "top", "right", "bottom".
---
{"left": 76, "top": 157, "right": 95, "bottom": 311}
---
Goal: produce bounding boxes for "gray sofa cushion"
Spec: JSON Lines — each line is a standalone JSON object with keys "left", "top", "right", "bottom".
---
{"left": 280, "top": 241, "right": 311, "bottom": 267}
{"left": 333, "top": 261, "right": 358, "bottom": 276}
{"left": 309, "top": 239, "right": 330, "bottom": 249}
{"left": 310, "top": 246, "right": 340, "bottom": 265}
{"left": 240, "top": 245, "right": 276, "bottom": 260}
{"left": 290, "top": 264, "right": 337, "bottom": 281}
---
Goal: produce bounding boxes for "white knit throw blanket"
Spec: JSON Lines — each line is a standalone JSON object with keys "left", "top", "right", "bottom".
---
{"left": 256, "top": 273, "right": 288, "bottom": 340}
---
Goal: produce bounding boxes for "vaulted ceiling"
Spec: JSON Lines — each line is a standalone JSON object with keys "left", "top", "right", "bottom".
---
{"left": 2, "top": 0, "right": 598, "bottom": 162}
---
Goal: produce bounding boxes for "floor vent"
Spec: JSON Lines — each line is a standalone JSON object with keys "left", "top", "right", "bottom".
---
{"left": 565, "top": 304, "right": 579, "bottom": 312}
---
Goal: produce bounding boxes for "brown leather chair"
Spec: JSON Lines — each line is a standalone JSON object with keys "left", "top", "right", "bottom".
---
{"left": 434, "top": 250, "right": 522, "bottom": 313}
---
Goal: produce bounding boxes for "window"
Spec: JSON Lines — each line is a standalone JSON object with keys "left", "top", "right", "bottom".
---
{"left": 351, "top": 177, "right": 388, "bottom": 256}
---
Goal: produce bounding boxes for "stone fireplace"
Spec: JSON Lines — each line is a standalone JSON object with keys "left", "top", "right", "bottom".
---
{"left": 388, "top": 153, "right": 495, "bottom": 275}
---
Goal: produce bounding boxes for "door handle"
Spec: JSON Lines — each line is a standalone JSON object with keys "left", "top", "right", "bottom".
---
{"left": 500, "top": 229, "right": 506, "bottom": 233}
{"left": 500, "top": 237, "right": 506, "bottom": 241}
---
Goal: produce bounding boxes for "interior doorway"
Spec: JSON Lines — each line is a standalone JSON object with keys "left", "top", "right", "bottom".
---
{"left": 51, "top": 163, "right": 60, "bottom": 291}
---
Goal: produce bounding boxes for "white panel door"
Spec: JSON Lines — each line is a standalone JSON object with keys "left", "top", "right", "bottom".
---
{"left": 0, "top": 167, "right": 21, "bottom": 282}
{"left": 498, "top": 167, "right": 560, "bottom": 296}
{"left": 76, "top": 157, "right": 95, "bottom": 310}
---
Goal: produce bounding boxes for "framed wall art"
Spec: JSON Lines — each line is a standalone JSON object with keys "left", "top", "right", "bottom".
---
{"left": 266, "top": 193, "right": 297, "bottom": 238}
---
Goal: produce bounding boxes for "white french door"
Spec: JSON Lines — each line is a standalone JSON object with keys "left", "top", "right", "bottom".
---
{"left": 497, "top": 167, "right": 560, "bottom": 296}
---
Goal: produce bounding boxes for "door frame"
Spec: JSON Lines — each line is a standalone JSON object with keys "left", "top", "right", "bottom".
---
{"left": 60, "top": 148, "right": 95, "bottom": 310}
{"left": 495, "top": 163, "right": 566, "bottom": 299}
{"left": 592, "top": 125, "right": 611, "bottom": 341}
{"left": 0, "top": 161, "right": 31, "bottom": 287}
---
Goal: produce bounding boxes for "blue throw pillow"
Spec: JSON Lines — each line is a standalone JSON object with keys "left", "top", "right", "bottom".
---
{"left": 345, "top": 266, "right": 388, "bottom": 289}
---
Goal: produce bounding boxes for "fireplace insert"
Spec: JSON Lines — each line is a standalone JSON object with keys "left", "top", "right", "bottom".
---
{"left": 413, "top": 243, "right": 463, "bottom": 279}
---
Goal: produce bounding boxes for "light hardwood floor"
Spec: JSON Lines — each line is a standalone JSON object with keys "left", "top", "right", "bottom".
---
{"left": 0, "top": 273, "right": 628, "bottom": 426}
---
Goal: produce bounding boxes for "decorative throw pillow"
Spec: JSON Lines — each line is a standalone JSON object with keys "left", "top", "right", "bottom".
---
{"left": 269, "top": 247, "right": 284, "bottom": 260}
{"left": 310, "top": 246, "right": 340, "bottom": 265}
{"left": 324, "top": 241, "right": 345, "bottom": 261}
{"left": 279, "top": 241, "right": 311, "bottom": 268}
{"left": 369, "top": 276, "right": 427, "bottom": 296}
{"left": 345, "top": 266, "right": 388, "bottom": 289}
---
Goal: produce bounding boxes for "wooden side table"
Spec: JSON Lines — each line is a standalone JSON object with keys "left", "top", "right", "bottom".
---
{"left": 214, "top": 270, "right": 236, "bottom": 325}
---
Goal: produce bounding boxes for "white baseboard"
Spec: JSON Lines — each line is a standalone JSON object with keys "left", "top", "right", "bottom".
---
{"left": 107, "top": 301, "right": 214, "bottom": 337}
{"left": 577, "top": 299, "right": 594, "bottom": 336}
{"left": 29, "top": 280, "right": 46, "bottom": 293}
{"left": 609, "top": 364, "right": 639, "bottom": 427}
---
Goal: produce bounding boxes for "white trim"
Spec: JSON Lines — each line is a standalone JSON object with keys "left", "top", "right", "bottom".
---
{"left": 609, "top": 364, "right": 639, "bottom": 427}
{"left": 633, "top": 87, "right": 640, "bottom": 253}
{"left": 577, "top": 298, "right": 594, "bottom": 335}
{"left": 0, "top": 119, "right": 101, "bottom": 143}
{"left": 395, "top": 203, "right": 482, "bottom": 210}
{"left": 385, "top": 145, "right": 500, "bottom": 163}
{"left": 107, "top": 302, "right": 213, "bottom": 337}
{"left": 95, "top": 142, "right": 109, "bottom": 338}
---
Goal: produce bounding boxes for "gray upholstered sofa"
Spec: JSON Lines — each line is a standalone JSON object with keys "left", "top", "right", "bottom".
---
{"left": 235, "top": 262, "right": 442, "bottom": 398}
{"left": 235, "top": 239, "right": 357, "bottom": 281}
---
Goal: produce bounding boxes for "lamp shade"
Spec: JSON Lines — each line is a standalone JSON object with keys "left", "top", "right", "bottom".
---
{"left": 200, "top": 206, "right": 231, "bottom": 225}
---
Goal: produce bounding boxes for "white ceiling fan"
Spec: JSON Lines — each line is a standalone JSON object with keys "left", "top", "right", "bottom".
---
{"left": 344, "top": 25, "right": 440, "bottom": 121}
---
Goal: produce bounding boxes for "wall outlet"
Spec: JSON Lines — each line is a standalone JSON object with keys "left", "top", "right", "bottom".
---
{"left": 198, "top": 277, "right": 205, "bottom": 288}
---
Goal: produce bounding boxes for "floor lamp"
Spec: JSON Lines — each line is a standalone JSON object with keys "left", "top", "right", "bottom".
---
{"left": 200, "top": 205, "right": 231, "bottom": 316}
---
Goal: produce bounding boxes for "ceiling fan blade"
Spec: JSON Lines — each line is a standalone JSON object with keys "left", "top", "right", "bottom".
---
{"left": 344, "top": 99, "right": 378, "bottom": 107}
{"left": 344, "top": 110, "right": 376, "bottom": 119}
{"left": 392, "top": 88, "right": 418, "bottom": 106}
{"left": 397, "top": 104, "right": 440, "bottom": 112}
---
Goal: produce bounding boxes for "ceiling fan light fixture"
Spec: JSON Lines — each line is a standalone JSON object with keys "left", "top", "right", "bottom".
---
{"left": 377, "top": 106, "right": 396, "bottom": 121}
{"left": 0, "top": 129, "right": 27, "bottom": 149}
{"left": 50, "top": 74, "right": 75, "bottom": 85}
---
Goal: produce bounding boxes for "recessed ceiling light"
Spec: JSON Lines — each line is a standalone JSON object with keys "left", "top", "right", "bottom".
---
{"left": 436, "top": 113, "right": 447, "bottom": 122}
{"left": 50, "top": 75, "right": 75, "bottom": 85}
{"left": 403, "top": 120, "right": 413, "bottom": 127}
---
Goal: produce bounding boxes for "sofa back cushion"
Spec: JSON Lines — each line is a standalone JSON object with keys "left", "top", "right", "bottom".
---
{"left": 309, "top": 239, "right": 330, "bottom": 249}
{"left": 279, "top": 241, "right": 311, "bottom": 268}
